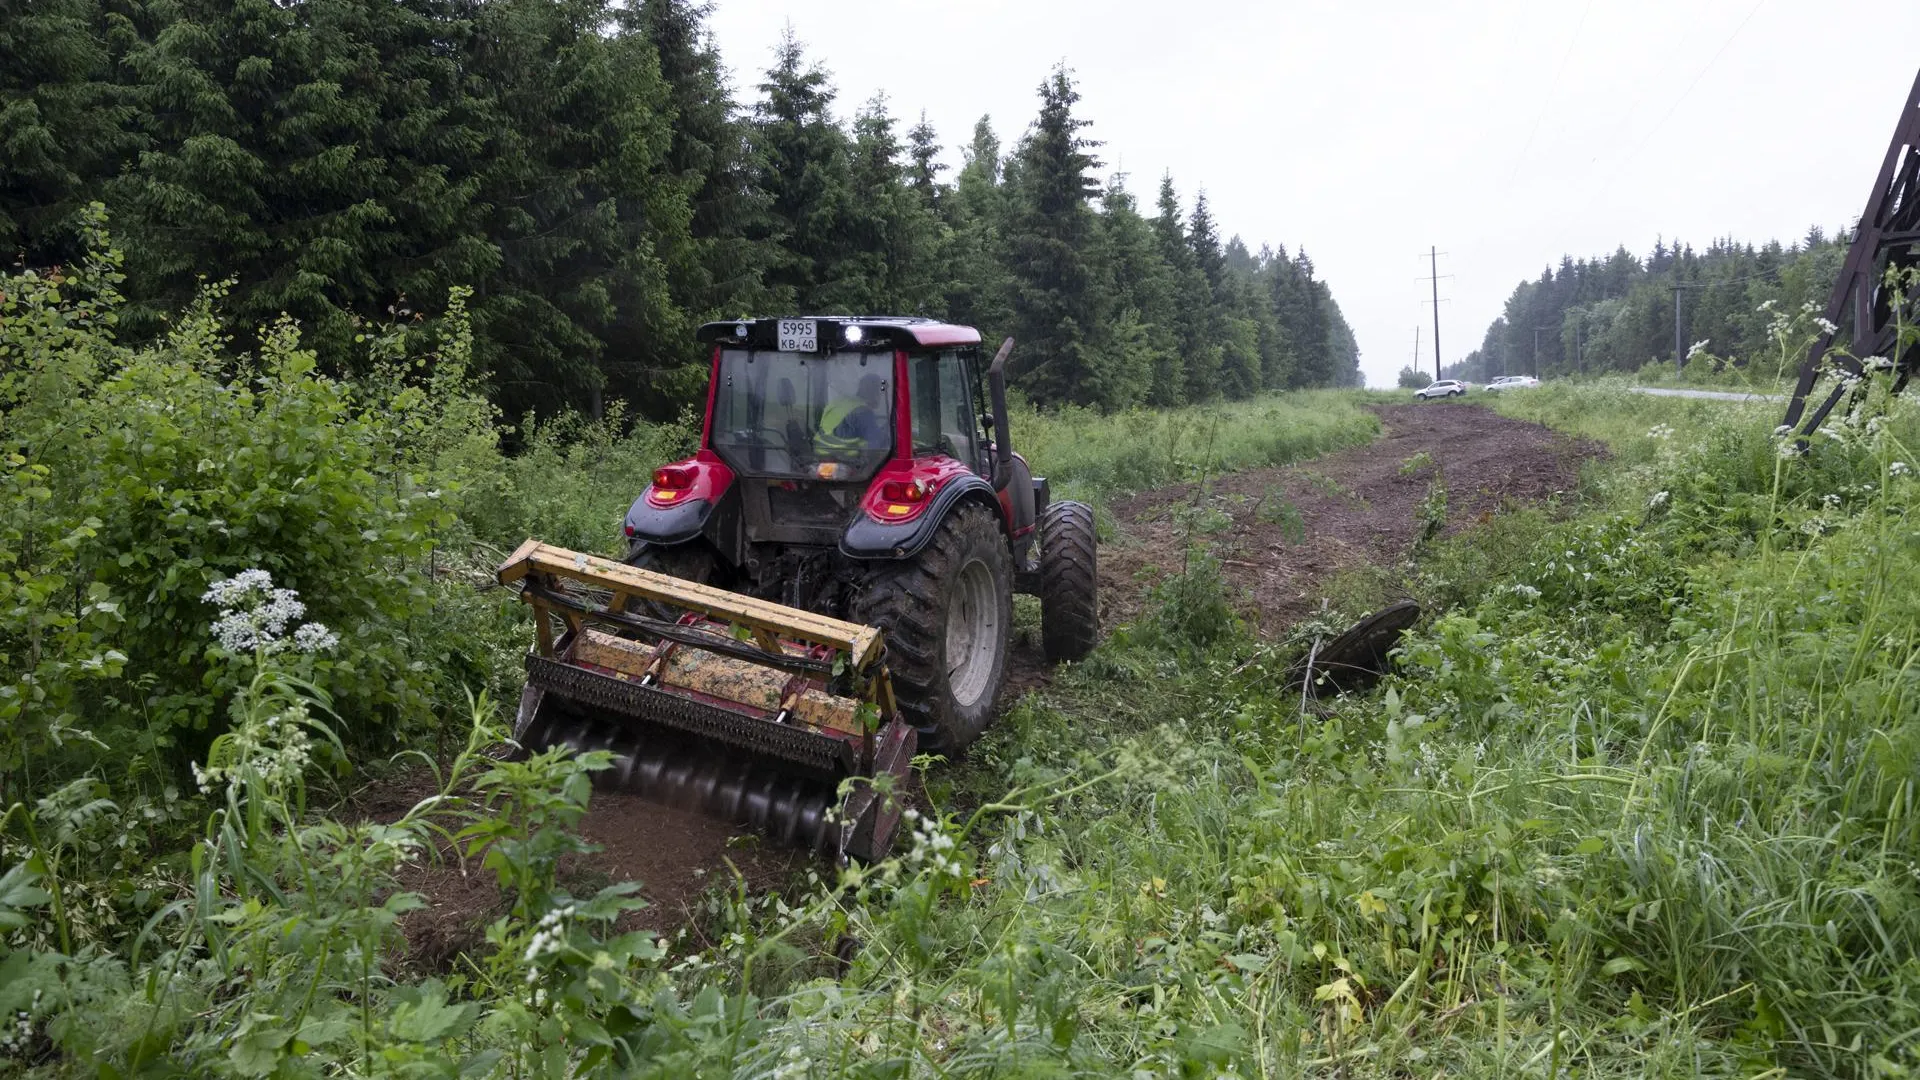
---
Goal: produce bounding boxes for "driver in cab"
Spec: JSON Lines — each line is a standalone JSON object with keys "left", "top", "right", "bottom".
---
{"left": 815, "top": 373, "right": 888, "bottom": 459}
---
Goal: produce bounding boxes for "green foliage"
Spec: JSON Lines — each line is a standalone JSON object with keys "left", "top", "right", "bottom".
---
{"left": 1253, "top": 487, "right": 1306, "bottom": 543}
{"left": 1011, "top": 390, "right": 1379, "bottom": 504}
{"left": 1, "top": 2, "right": 1364, "bottom": 418}
{"left": 1145, "top": 549, "right": 1239, "bottom": 650}
{"left": 1453, "top": 231, "right": 1846, "bottom": 383}
{"left": 0, "top": 219, "right": 483, "bottom": 800}
{"left": 1396, "top": 364, "right": 1433, "bottom": 389}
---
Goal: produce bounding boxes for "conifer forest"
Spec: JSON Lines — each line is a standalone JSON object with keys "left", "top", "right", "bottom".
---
{"left": 2, "top": 0, "right": 1360, "bottom": 419}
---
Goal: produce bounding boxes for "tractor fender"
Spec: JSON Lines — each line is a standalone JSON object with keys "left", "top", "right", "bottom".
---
{"left": 623, "top": 492, "right": 713, "bottom": 545}
{"left": 840, "top": 474, "right": 1001, "bottom": 560}
{"left": 623, "top": 453, "right": 737, "bottom": 548}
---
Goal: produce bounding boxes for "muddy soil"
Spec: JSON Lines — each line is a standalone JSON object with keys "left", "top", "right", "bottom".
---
{"left": 352, "top": 768, "right": 804, "bottom": 971}
{"left": 1102, "top": 401, "right": 1603, "bottom": 634}
{"left": 373, "top": 400, "right": 1599, "bottom": 967}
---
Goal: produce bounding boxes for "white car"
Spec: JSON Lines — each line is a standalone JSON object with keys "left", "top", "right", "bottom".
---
{"left": 1414, "top": 379, "right": 1467, "bottom": 400}
{"left": 1483, "top": 375, "right": 1540, "bottom": 391}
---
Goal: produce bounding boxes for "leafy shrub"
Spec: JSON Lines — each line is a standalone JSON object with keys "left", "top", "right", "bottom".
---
{"left": 1146, "top": 549, "right": 1239, "bottom": 650}
{"left": 0, "top": 217, "right": 483, "bottom": 796}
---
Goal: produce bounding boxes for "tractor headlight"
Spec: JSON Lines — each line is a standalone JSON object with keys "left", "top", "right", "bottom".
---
{"left": 844, "top": 325, "right": 864, "bottom": 344}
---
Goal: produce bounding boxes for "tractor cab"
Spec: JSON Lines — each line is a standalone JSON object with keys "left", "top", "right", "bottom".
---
{"left": 629, "top": 317, "right": 1042, "bottom": 573}
{"left": 703, "top": 318, "right": 989, "bottom": 485}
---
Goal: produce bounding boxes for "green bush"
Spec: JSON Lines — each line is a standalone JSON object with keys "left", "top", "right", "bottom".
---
{"left": 0, "top": 218, "right": 481, "bottom": 798}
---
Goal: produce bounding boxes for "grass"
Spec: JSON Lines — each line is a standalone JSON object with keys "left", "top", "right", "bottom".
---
{"left": 1011, "top": 390, "right": 1380, "bottom": 505}
{"left": 719, "top": 380, "right": 1920, "bottom": 1077}
{"left": 13, "top": 375, "right": 1920, "bottom": 1076}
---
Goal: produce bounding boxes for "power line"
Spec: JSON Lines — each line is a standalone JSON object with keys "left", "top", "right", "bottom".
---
{"left": 1586, "top": 0, "right": 1767, "bottom": 211}
{"left": 1634, "top": 0, "right": 1767, "bottom": 159}
{"left": 1506, "top": 0, "right": 1597, "bottom": 191}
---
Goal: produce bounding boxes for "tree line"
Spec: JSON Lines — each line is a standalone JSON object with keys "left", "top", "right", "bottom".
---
{"left": 1, "top": 0, "right": 1361, "bottom": 419}
{"left": 1438, "top": 228, "right": 1847, "bottom": 384}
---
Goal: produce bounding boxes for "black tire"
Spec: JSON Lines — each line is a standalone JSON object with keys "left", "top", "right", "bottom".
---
{"left": 1038, "top": 499, "right": 1098, "bottom": 662}
{"left": 850, "top": 502, "right": 1011, "bottom": 755}
{"left": 622, "top": 541, "right": 716, "bottom": 621}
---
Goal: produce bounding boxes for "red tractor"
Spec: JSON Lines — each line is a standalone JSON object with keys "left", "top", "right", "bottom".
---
{"left": 620, "top": 316, "right": 1099, "bottom": 754}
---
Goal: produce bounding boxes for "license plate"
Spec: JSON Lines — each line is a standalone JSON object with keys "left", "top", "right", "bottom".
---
{"left": 777, "top": 318, "right": 818, "bottom": 352}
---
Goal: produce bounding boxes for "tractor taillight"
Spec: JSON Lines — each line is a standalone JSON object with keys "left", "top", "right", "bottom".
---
{"left": 871, "top": 478, "right": 937, "bottom": 522}
{"left": 647, "top": 464, "right": 700, "bottom": 507}
{"left": 877, "top": 479, "right": 928, "bottom": 503}
{"left": 652, "top": 466, "right": 696, "bottom": 490}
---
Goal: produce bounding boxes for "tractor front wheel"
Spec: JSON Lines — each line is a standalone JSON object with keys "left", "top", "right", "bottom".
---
{"left": 1038, "top": 500, "right": 1099, "bottom": 661}
{"left": 852, "top": 502, "right": 1011, "bottom": 755}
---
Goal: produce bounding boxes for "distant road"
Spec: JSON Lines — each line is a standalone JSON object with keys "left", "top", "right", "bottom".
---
{"left": 1628, "top": 387, "right": 1785, "bottom": 403}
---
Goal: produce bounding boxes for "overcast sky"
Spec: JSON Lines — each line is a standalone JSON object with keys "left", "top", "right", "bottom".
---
{"left": 703, "top": 0, "right": 1920, "bottom": 387}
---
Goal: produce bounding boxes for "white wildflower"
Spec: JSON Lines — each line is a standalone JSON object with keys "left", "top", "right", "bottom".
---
{"left": 1646, "top": 424, "right": 1674, "bottom": 440}
{"left": 1813, "top": 317, "right": 1838, "bottom": 335}
{"left": 293, "top": 623, "right": 339, "bottom": 653}
{"left": 1891, "top": 461, "right": 1911, "bottom": 477}
{"left": 1647, "top": 490, "right": 1670, "bottom": 509}
{"left": 1757, "top": 300, "right": 1776, "bottom": 313}
{"left": 1507, "top": 584, "right": 1541, "bottom": 601}
{"left": 1686, "top": 339, "right": 1710, "bottom": 360}
{"left": 203, "top": 569, "right": 336, "bottom": 657}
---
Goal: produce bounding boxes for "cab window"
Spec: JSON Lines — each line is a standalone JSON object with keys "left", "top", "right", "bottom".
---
{"left": 908, "top": 349, "right": 983, "bottom": 472}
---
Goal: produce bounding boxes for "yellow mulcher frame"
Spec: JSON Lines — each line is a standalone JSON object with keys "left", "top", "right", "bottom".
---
{"left": 495, "top": 539, "right": 913, "bottom": 860}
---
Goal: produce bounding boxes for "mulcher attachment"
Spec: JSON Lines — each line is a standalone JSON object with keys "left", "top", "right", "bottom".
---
{"left": 497, "top": 540, "right": 916, "bottom": 862}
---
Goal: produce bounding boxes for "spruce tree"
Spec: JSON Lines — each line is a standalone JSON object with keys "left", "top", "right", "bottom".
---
{"left": 631, "top": 0, "right": 774, "bottom": 335}
{"left": 906, "top": 110, "right": 945, "bottom": 209}
{"left": 462, "top": 0, "right": 687, "bottom": 415}
{"left": 1091, "top": 180, "right": 1175, "bottom": 409}
{"left": 1153, "top": 175, "right": 1216, "bottom": 402}
{"left": 753, "top": 28, "right": 862, "bottom": 312}
{"left": 0, "top": 0, "right": 135, "bottom": 264}
{"left": 942, "top": 116, "right": 1011, "bottom": 337}
{"left": 848, "top": 94, "right": 943, "bottom": 313}
{"left": 1005, "top": 65, "right": 1104, "bottom": 405}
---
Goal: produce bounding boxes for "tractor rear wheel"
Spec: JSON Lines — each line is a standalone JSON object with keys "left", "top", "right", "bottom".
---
{"left": 1038, "top": 500, "right": 1099, "bottom": 661}
{"left": 622, "top": 542, "right": 715, "bottom": 621}
{"left": 851, "top": 502, "right": 1011, "bottom": 755}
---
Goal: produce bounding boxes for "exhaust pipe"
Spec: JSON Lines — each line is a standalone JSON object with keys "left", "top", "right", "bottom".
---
{"left": 987, "top": 337, "right": 1014, "bottom": 492}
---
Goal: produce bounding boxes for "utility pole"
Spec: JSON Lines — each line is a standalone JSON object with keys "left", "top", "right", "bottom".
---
{"left": 1672, "top": 283, "right": 1686, "bottom": 374}
{"left": 1428, "top": 247, "right": 1443, "bottom": 380}
{"left": 1532, "top": 326, "right": 1555, "bottom": 377}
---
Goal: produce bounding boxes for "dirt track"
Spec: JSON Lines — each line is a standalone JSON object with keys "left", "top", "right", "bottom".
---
{"left": 381, "top": 400, "right": 1601, "bottom": 964}
{"left": 1102, "top": 401, "right": 1601, "bottom": 634}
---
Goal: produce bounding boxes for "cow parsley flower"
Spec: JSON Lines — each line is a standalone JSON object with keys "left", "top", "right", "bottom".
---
{"left": 1813, "top": 317, "right": 1838, "bottom": 335}
{"left": 293, "top": 623, "right": 339, "bottom": 653}
{"left": 203, "top": 570, "right": 334, "bottom": 656}
{"left": 1891, "top": 461, "right": 1911, "bottom": 477}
